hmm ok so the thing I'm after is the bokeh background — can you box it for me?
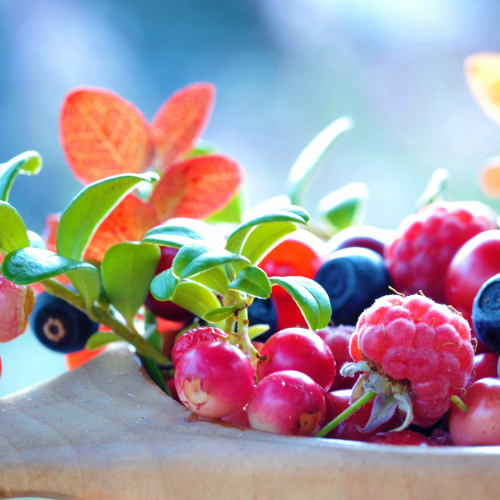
[1,0,500,401]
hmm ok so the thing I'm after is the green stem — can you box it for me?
[41,278,168,365]
[451,395,469,414]
[315,390,376,438]
[237,306,252,357]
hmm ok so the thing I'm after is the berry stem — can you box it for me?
[315,390,376,438]
[237,305,253,357]
[41,278,168,365]
[450,395,469,413]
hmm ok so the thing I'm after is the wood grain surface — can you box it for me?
[1,344,500,500]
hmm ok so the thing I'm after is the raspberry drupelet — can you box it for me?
[343,293,474,430]
[385,201,497,303]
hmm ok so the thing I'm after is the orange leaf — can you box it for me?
[60,88,154,184]
[150,155,243,221]
[465,53,500,126]
[42,212,61,253]
[85,194,159,261]
[151,83,215,168]
[480,156,500,198]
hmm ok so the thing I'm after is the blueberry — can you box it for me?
[314,247,392,326]
[31,292,99,353]
[472,274,500,353]
[248,297,277,342]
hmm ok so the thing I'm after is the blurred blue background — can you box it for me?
[1,0,500,399]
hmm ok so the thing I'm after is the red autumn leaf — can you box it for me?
[151,83,215,169]
[42,212,61,253]
[85,194,160,261]
[480,156,500,198]
[60,88,154,184]
[150,154,243,221]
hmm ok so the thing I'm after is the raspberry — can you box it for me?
[0,275,35,343]
[171,326,228,368]
[385,202,496,302]
[344,293,474,429]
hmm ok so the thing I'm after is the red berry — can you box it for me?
[367,430,434,446]
[385,202,496,302]
[445,230,500,318]
[316,325,355,390]
[221,405,251,428]
[327,225,396,257]
[324,389,400,441]
[247,370,326,436]
[257,328,336,391]
[271,289,308,331]
[349,294,474,428]
[175,341,254,419]
[468,353,499,386]
[144,247,195,323]
[171,326,228,368]
[449,378,500,446]
[0,275,35,343]
[430,428,453,446]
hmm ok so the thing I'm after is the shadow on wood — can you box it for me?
[1,345,500,500]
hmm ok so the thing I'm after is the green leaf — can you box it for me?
[188,267,229,297]
[86,332,123,350]
[317,182,369,232]
[186,140,220,158]
[150,268,179,301]
[172,242,250,280]
[0,201,30,253]
[286,117,353,206]
[2,247,99,287]
[56,172,159,261]
[203,305,237,322]
[248,324,270,339]
[143,218,219,248]
[228,266,271,299]
[66,267,101,308]
[143,329,170,395]
[226,206,310,255]
[101,242,161,323]
[27,230,46,250]
[239,221,298,266]
[0,151,42,202]
[415,168,450,211]
[171,281,222,319]
[205,191,244,224]
[269,276,331,331]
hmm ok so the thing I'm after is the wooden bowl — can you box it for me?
[1,345,499,500]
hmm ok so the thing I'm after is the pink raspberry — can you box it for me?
[0,275,35,343]
[385,201,496,303]
[171,326,228,368]
[345,293,474,429]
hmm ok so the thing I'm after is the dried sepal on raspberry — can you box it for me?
[341,293,475,430]
[0,275,35,343]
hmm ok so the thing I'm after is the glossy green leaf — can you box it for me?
[415,168,450,211]
[317,182,369,232]
[0,201,30,253]
[171,281,222,319]
[186,140,219,158]
[0,151,42,202]
[2,247,99,286]
[286,117,353,206]
[101,242,161,322]
[27,230,46,250]
[269,276,331,331]
[150,268,179,301]
[143,218,219,248]
[226,206,310,255]
[203,305,237,322]
[172,242,249,280]
[205,191,244,224]
[66,267,101,308]
[86,332,123,350]
[248,324,270,339]
[56,172,159,261]
[188,267,229,296]
[228,266,271,299]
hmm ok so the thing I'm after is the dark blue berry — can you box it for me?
[248,297,277,342]
[472,274,500,353]
[31,292,99,353]
[314,247,392,326]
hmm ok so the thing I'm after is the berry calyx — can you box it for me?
[344,293,474,430]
